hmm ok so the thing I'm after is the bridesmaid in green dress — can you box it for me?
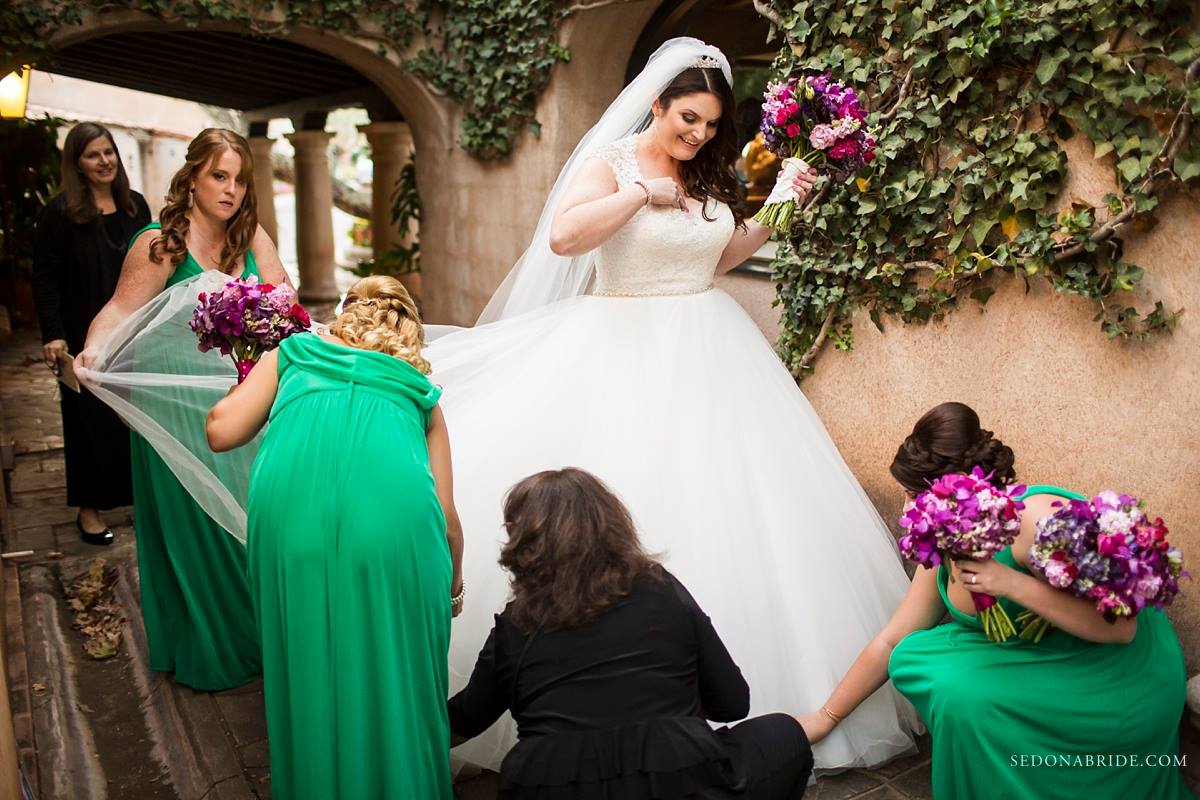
[206,275,465,800]
[79,129,290,690]
[796,402,1191,800]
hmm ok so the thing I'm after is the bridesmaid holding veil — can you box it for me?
[78,128,289,690]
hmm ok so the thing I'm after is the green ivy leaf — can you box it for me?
[1175,153,1200,181]
[1117,156,1143,183]
[1036,47,1071,84]
[972,216,997,246]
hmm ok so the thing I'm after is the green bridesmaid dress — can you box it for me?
[128,223,261,690]
[247,333,452,800]
[889,485,1192,799]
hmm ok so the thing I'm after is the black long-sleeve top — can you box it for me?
[32,193,150,350]
[449,568,749,740]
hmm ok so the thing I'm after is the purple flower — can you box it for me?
[190,276,312,383]
[1029,492,1184,622]
[897,467,1026,568]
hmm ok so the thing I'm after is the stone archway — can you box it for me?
[19,8,457,307]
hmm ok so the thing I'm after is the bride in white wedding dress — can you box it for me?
[431,38,923,772]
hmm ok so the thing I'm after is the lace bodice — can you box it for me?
[589,137,735,297]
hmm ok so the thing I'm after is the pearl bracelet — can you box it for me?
[450,580,466,608]
[633,180,652,206]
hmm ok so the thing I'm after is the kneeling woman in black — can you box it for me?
[449,467,813,799]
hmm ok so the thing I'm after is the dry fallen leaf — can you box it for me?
[63,558,124,661]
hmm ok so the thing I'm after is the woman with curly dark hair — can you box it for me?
[449,468,813,799]
[78,128,289,691]
[797,402,1190,800]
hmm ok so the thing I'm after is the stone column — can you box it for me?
[247,135,278,244]
[358,121,421,302]
[284,130,340,302]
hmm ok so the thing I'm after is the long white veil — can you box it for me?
[472,36,731,324]
[76,270,258,543]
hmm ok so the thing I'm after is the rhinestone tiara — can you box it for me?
[689,54,723,70]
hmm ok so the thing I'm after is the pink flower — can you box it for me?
[809,124,838,150]
[1097,532,1125,557]
[1042,553,1078,588]
[785,123,801,138]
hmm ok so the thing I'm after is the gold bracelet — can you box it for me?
[820,705,844,725]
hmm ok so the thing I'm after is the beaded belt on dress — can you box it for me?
[594,283,714,298]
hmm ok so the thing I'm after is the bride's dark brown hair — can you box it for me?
[890,402,1016,495]
[150,128,258,274]
[657,67,745,228]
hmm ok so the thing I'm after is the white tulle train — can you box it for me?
[428,287,923,772]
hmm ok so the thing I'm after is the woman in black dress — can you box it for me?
[33,121,150,545]
[449,468,813,799]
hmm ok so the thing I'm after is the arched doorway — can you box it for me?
[19,14,453,307]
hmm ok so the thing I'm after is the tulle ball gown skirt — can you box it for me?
[427,288,923,771]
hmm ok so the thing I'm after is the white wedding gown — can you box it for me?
[430,136,922,771]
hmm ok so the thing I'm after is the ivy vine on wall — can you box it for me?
[0,0,571,159]
[753,0,1199,377]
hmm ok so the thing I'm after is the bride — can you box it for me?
[430,37,922,771]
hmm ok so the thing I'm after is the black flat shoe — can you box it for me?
[77,517,115,547]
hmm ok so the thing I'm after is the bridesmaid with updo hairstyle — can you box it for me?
[795,402,1191,800]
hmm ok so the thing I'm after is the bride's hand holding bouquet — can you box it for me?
[755,72,876,231]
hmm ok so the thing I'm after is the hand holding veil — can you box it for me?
[77,270,258,543]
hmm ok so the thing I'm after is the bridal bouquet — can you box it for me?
[1019,492,1184,642]
[898,467,1027,642]
[190,276,311,382]
[754,73,876,231]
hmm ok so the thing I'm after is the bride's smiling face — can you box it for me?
[650,91,723,161]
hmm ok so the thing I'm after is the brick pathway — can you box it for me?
[1,327,935,799]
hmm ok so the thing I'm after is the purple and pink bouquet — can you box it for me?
[754,72,877,231]
[190,276,312,382]
[898,467,1027,642]
[1020,492,1184,642]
